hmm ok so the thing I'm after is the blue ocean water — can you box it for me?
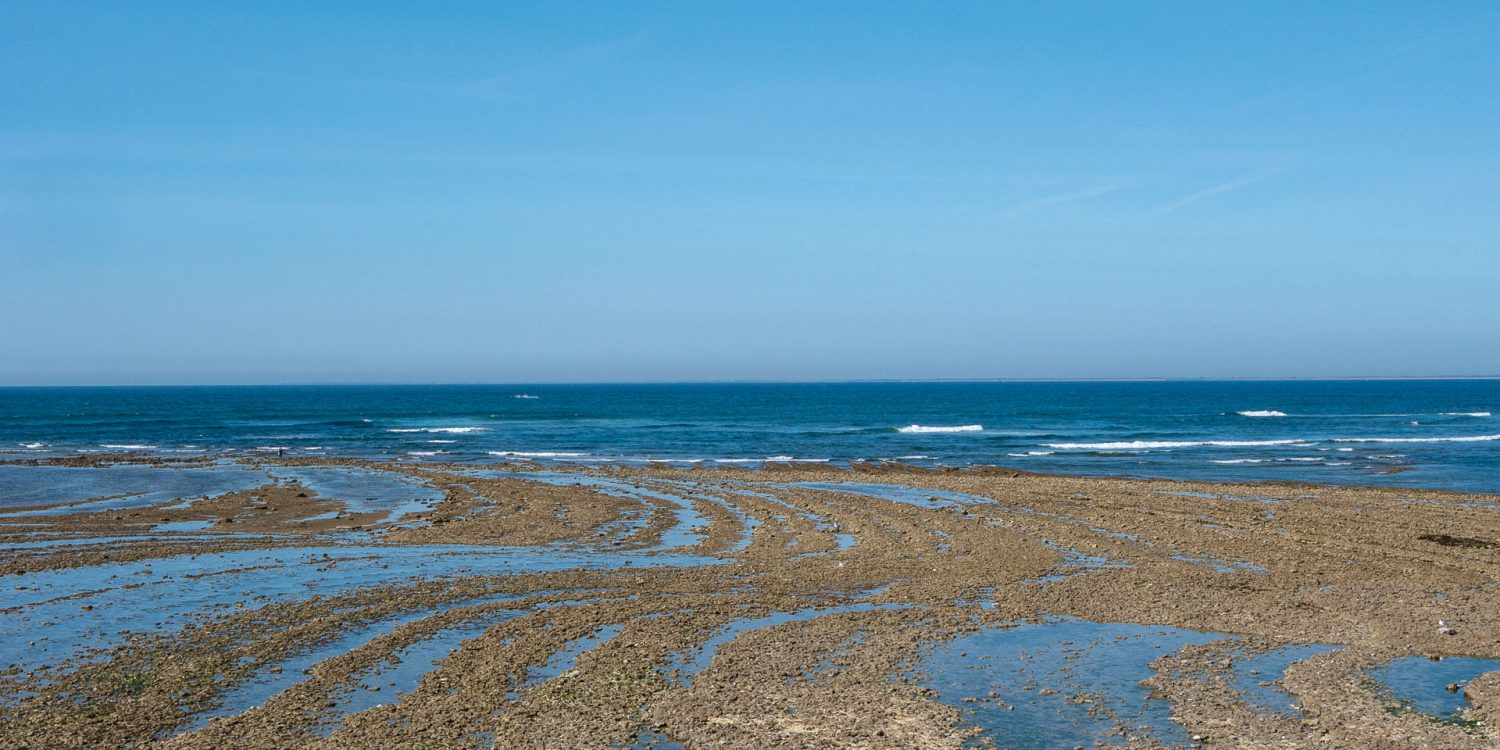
[1,381,1497,492]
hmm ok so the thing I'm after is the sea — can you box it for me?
[1,380,1497,493]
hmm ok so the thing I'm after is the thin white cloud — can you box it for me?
[1227,9,1499,116]
[362,26,659,100]
[1158,169,1283,213]
[1000,184,1121,220]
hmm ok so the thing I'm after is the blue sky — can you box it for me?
[2,2,1497,384]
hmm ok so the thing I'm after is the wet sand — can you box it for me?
[2,457,1499,748]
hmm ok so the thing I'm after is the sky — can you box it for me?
[2,2,1498,385]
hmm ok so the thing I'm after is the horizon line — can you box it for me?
[3,375,1500,389]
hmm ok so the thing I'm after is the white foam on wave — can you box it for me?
[487,451,590,458]
[1212,457,1332,465]
[1212,456,1332,462]
[1443,412,1492,417]
[1333,433,1500,444]
[1237,410,1288,417]
[388,427,487,434]
[1007,450,1056,457]
[512,394,540,400]
[709,456,831,463]
[19,442,45,449]
[1044,439,1305,450]
[427,439,457,444]
[407,451,442,456]
[897,424,983,434]
[100,444,156,450]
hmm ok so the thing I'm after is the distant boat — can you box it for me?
[512,394,540,400]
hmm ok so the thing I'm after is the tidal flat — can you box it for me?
[3,455,1499,748]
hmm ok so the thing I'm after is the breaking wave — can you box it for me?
[1044,439,1305,450]
[1332,434,1500,444]
[1211,457,1328,464]
[1237,410,1287,417]
[388,427,487,434]
[488,451,590,458]
[897,424,983,434]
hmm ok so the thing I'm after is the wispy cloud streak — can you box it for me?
[361,27,659,100]
[1000,184,1121,220]
[1159,169,1283,213]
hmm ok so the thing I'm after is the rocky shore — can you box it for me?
[2,457,1497,748]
